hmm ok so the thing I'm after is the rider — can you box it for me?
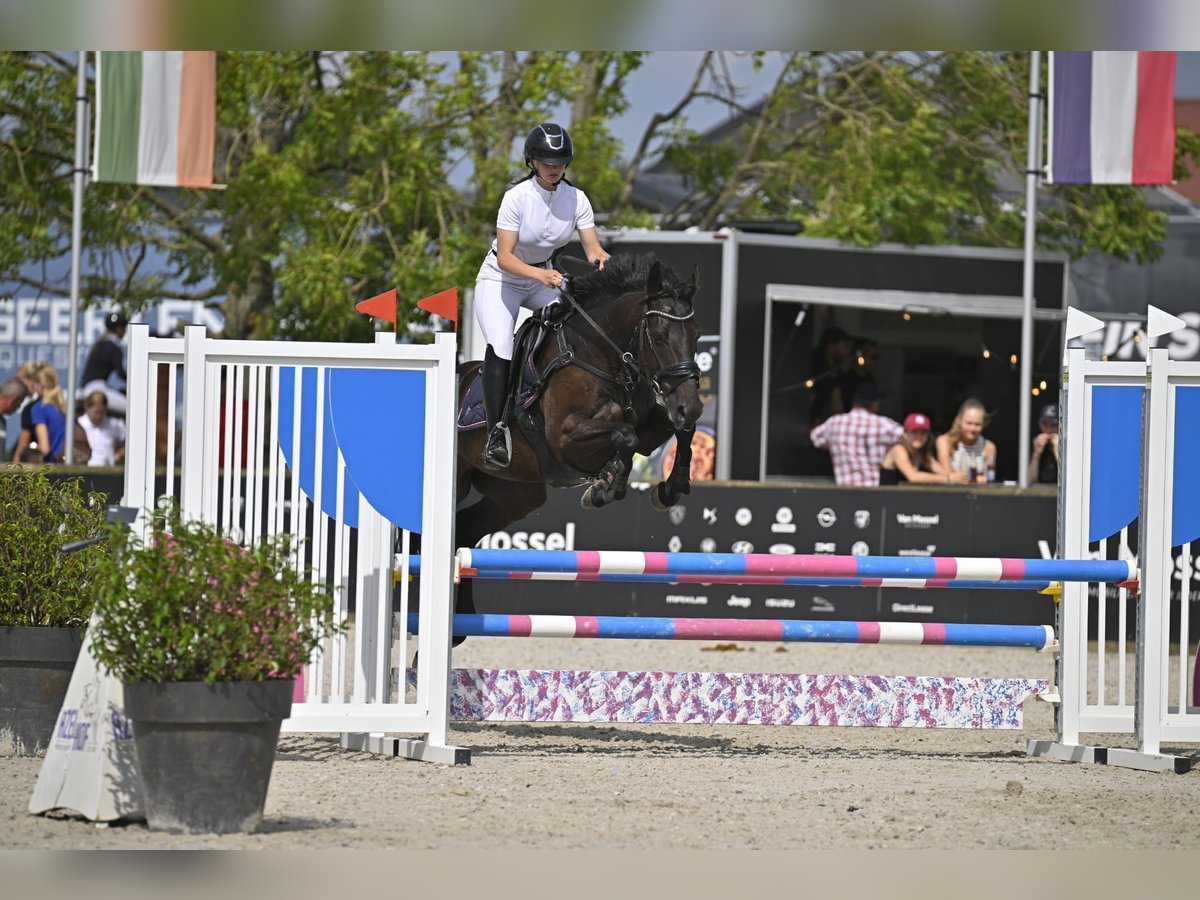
[474,122,610,469]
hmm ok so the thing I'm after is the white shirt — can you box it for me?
[482,177,596,274]
[77,413,126,466]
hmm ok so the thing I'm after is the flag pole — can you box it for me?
[1018,50,1043,488]
[65,50,90,466]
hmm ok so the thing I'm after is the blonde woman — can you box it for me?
[19,365,67,463]
[13,359,48,462]
[935,398,997,483]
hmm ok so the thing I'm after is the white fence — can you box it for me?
[1032,328,1200,772]
[123,324,465,764]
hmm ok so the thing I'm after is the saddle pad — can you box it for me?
[457,327,548,431]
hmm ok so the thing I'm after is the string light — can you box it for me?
[1010,353,1018,366]
[804,379,814,389]
[1032,387,1041,397]
[1039,380,1047,390]
[902,311,912,322]
[980,341,991,359]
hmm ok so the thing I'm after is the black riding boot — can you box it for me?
[482,345,512,469]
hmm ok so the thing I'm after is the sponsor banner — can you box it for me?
[468,483,1060,625]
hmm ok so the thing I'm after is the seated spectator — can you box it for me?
[1029,403,1060,485]
[18,366,67,464]
[935,398,997,483]
[810,382,903,486]
[880,412,968,485]
[77,390,126,467]
[12,360,48,462]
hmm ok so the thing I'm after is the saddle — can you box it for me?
[456,302,572,432]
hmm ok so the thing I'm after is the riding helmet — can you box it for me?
[524,123,573,167]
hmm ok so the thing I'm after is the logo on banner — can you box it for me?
[668,535,682,552]
[892,602,934,615]
[727,594,751,609]
[700,537,717,553]
[769,543,796,555]
[851,541,869,556]
[731,540,754,554]
[854,510,871,529]
[896,512,939,529]
[765,597,796,609]
[703,507,718,525]
[898,545,938,557]
[817,508,837,528]
[814,541,836,553]
[772,507,796,533]
[810,595,835,613]
[735,507,753,526]
[479,522,576,550]
[666,594,708,606]
[669,506,687,525]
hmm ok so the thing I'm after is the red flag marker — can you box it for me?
[355,288,397,325]
[416,287,459,328]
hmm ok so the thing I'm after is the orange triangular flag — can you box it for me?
[416,287,459,328]
[355,288,397,324]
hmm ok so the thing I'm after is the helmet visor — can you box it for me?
[532,155,571,167]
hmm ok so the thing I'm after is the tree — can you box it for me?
[0,51,643,340]
[615,51,1200,264]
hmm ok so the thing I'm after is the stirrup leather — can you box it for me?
[483,423,512,468]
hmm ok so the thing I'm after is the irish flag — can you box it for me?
[93,51,216,188]
[1048,51,1176,184]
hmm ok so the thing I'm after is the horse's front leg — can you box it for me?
[651,427,695,511]
[581,450,635,509]
[555,401,638,470]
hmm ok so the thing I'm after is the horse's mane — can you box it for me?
[567,253,683,307]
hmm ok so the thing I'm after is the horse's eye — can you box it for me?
[652,333,668,346]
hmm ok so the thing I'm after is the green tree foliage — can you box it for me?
[0,51,643,340]
[2,51,1195,342]
[635,51,1200,263]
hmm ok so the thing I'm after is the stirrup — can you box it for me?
[483,423,512,469]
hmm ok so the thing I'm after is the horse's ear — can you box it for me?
[678,265,700,303]
[646,260,663,299]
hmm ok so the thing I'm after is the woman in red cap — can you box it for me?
[880,412,966,485]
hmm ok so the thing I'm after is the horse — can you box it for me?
[454,253,704,613]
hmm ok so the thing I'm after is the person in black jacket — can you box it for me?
[80,312,129,416]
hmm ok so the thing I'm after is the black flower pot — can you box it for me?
[0,626,84,756]
[122,680,294,834]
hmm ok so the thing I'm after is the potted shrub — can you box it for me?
[89,505,341,834]
[0,466,109,756]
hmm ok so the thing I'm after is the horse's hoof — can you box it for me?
[650,483,675,511]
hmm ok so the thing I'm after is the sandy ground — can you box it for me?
[2,636,1198,851]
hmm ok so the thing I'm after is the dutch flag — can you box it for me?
[1048,51,1177,185]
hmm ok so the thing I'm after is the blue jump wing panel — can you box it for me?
[1088,384,1142,543]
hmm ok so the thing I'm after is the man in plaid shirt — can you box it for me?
[809,382,904,486]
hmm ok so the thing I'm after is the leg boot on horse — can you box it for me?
[481,345,512,469]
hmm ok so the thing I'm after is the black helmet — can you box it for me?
[524,123,573,167]
[105,311,129,331]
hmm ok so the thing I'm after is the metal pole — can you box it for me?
[1018,51,1043,488]
[65,51,89,465]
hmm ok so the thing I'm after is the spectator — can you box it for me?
[0,377,29,461]
[935,398,997,483]
[880,412,968,485]
[19,366,67,463]
[810,382,903,486]
[809,325,854,425]
[1029,403,1060,485]
[13,359,49,463]
[80,311,129,416]
[77,390,126,467]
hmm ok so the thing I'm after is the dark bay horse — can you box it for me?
[454,253,703,609]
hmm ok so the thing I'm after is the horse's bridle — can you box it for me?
[551,280,700,413]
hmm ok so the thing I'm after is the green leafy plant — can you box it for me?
[90,506,342,684]
[0,466,110,627]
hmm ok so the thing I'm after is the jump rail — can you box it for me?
[405,612,1056,650]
